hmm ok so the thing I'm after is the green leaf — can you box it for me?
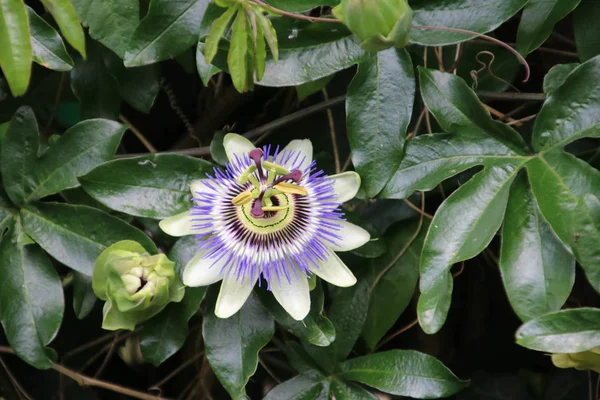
[347,49,415,198]
[85,0,139,58]
[254,10,278,62]
[124,0,209,67]
[1,107,125,205]
[203,289,274,399]
[0,216,64,369]
[204,5,237,64]
[418,163,523,334]
[210,131,229,165]
[80,154,213,219]
[267,0,339,13]
[264,370,331,400]
[103,50,160,114]
[516,0,581,55]
[258,23,366,87]
[140,236,206,366]
[526,151,600,291]
[362,220,427,349]
[417,273,453,336]
[499,173,575,322]
[196,42,221,86]
[418,68,528,154]
[515,308,600,353]
[21,202,157,275]
[296,75,333,102]
[70,40,121,120]
[381,132,524,199]
[304,279,370,373]
[0,0,33,96]
[574,0,600,62]
[330,380,379,400]
[410,0,529,46]
[259,281,335,347]
[338,350,468,398]
[72,271,96,319]
[543,63,579,96]
[532,56,600,152]
[40,0,86,58]
[228,10,250,92]
[27,6,73,71]
[250,11,267,82]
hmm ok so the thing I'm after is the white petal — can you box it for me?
[330,172,361,203]
[271,271,311,321]
[282,139,313,173]
[330,220,370,252]
[310,251,357,287]
[182,252,225,287]
[159,211,194,237]
[190,179,212,198]
[215,274,257,318]
[223,133,255,161]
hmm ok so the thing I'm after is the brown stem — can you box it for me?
[0,346,162,400]
[322,88,341,174]
[252,0,338,23]
[120,114,157,153]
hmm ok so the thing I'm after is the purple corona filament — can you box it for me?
[189,145,344,290]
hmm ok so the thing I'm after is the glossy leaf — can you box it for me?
[330,380,379,400]
[418,68,528,154]
[296,75,333,102]
[516,308,600,353]
[27,7,73,71]
[0,0,32,96]
[574,0,600,62]
[140,236,206,366]
[103,51,160,114]
[40,0,86,58]
[203,289,274,399]
[381,131,523,199]
[516,0,581,55]
[362,219,427,349]
[70,40,121,120]
[264,370,331,400]
[72,271,96,319]
[543,63,579,96]
[1,107,125,205]
[0,217,64,369]
[210,131,229,166]
[258,24,366,87]
[259,281,335,347]
[85,0,139,58]
[526,152,600,291]
[410,0,529,46]
[80,154,213,219]
[499,174,575,322]
[267,0,339,13]
[346,49,415,197]
[21,202,157,276]
[304,279,370,373]
[124,0,209,67]
[419,163,523,334]
[532,56,600,151]
[196,42,221,85]
[338,350,468,398]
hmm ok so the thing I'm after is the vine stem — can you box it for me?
[0,346,163,400]
[249,1,530,82]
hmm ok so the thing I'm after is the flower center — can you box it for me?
[231,148,308,219]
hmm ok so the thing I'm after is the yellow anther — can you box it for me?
[232,191,254,206]
[237,165,257,185]
[263,161,290,176]
[274,183,308,196]
[262,206,289,212]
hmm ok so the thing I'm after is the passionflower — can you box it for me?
[159,134,369,321]
[92,240,185,331]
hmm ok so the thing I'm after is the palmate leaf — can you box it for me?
[381,57,600,334]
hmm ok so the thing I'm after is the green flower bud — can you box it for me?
[92,240,185,331]
[333,0,413,52]
[552,347,600,374]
